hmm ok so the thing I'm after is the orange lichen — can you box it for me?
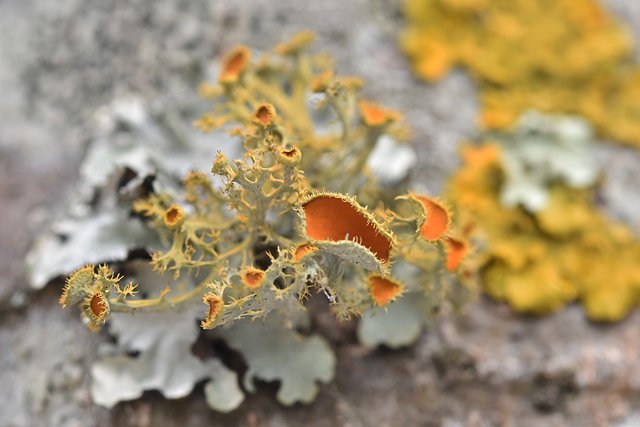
[90,293,107,317]
[368,275,404,306]
[83,291,110,332]
[293,243,317,262]
[415,39,452,81]
[240,266,266,289]
[414,196,450,241]
[163,204,184,229]
[254,104,276,127]
[444,236,468,271]
[219,46,251,83]
[358,100,400,127]
[302,194,394,263]
[201,293,224,329]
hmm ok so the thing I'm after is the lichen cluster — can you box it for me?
[58,34,472,409]
[400,0,640,147]
[446,114,640,321]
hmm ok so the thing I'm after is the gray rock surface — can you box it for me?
[1,0,640,426]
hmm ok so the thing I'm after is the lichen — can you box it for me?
[57,34,472,409]
[401,0,640,148]
[446,115,640,321]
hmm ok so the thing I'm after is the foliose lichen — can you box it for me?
[446,114,640,321]
[57,34,472,409]
[400,0,640,148]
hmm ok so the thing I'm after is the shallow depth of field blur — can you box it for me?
[1,1,640,426]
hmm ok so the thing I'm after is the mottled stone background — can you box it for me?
[1,1,640,426]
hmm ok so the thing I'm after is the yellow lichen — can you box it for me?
[401,0,640,148]
[447,143,640,321]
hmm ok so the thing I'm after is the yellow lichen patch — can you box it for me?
[401,0,640,148]
[444,237,468,272]
[412,195,451,242]
[447,141,640,321]
[368,275,404,306]
[163,204,184,229]
[301,193,394,264]
[59,264,95,307]
[358,100,400,127]
[240,266,266,290]
[293,243,317,262]
[219,46,251,83]
[254,103,276,127]
[201,293,224,329]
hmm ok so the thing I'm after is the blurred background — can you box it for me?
[1,0,640,426]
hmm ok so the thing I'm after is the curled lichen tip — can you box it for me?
[411,194,451,241]
[444,236,469,271]
[60,264,96,307]
[293,242,318,262]
[201,292,224,329]
[219,45,251,83]
[368,275,404,306]
[358,100,401,127]
[275,31,316,56]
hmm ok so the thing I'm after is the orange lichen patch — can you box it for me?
[278,145,302,166]
[358,100,400,127]
[478,109,517,129]
[275,31,315,56]
[201,293,224,329]
[254,104,276,127]
[368,275,404,306]
[460,143,501,168]
[444,237,468,271]
[301,193,394,264]
[59,264,95,307]
[240,266,266,289]
[293,243,317,262]
[83,291,110,331]
[415,39,453,81]
[163,204,185,229]
[219,46,251,82]
[90,293,107,317]
[414,195,451,241]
